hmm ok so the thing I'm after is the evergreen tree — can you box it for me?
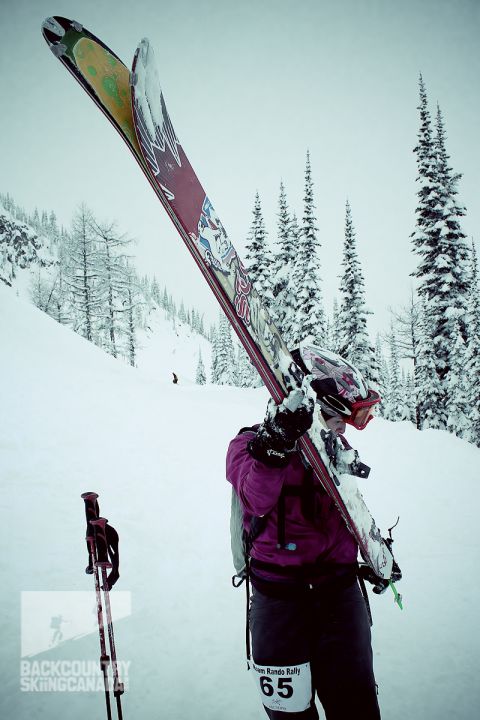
[445,322,470,438]
[375,334,390,419]
[198,313,205,337]
[465,241,480,445]
[290,151,325,346]
[329,298,341,353]
[161,286,169,311]
[271,181,296,332]
[281,211,301,347]
[151,276,161,306]
[211,312,236,385]
[387,328,411,421]
[32,208,40,233]
[430,105,470,370]
[337,200,376,384]
[210,324,219,383]
[411,77,470,389]
[122,261,141,367]
[48,211,60,245]
[415,302,444,429]
[405,371,417,424]
[235,343,260,387]
[41,211,49,235]
[30,267,50,311]
[390,294,422,427]
[178,300,187,324]
[196,349,206,385]
[244,192,274,311]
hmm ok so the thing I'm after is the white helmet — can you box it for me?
[291,343,380,430]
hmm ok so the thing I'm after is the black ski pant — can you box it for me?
[249,580,381,720]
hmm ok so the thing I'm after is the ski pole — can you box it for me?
[81,492,112,720]
[91,516,125,720]
[389,581,403,610]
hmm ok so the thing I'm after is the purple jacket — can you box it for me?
[226,427,358,580]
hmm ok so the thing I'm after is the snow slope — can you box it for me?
[135,306,212,386]
[0,283,479,720]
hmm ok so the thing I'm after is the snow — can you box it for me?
[1,283,480,719]
[135,308,212,387]
[133,38,181,168]
[134,39,162,144]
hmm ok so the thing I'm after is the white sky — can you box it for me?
[1,0,479,335]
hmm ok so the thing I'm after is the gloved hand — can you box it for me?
[247,385,315,466]
[359,557,402,594]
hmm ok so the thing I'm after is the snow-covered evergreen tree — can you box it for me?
[387,328,411,421]
[281,211,301,347]
[270,181,296,333]
[411,77,470,390]
[375,334,390,419]
[329,298,341,354]
[30,267,51,312]
[244,192,274,311]
[290,152,325,346]
[431,105,470,366]
[405,371,417,424]
[151,276,161,306]
[415,302,444,429]
[465,241,480,445]
[390,294,422,427]
[213,312,236,385]
[177,300,186,324]
[445,322,470,439]
[233,343,254,387]
[48,211,60,245]
[196,349,206,385]
[122,261,141,367]
[337,200,376,384]
[210,324,219,383]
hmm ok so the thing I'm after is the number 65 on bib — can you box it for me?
[249,661,312,713]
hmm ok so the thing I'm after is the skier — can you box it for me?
[226,344,388,720]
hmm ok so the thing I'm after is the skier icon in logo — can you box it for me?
[49,614,65,646]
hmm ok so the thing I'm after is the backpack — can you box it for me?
[230,484,269,584]
[229,427,268,585]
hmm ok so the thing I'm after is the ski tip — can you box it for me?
[136,37,153,67]
[41,16,62,44]
[41,16,83,47]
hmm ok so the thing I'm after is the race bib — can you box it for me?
[249,661,312,713]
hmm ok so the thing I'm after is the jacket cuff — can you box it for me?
[246,437,291,467]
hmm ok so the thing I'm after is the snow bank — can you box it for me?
[0,284,479,719]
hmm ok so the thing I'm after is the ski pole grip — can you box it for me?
[90,517,111,567]
[81,492,100,538]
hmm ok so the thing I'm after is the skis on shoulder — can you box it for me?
[43,17,398,586]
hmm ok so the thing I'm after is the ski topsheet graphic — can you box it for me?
[42,17,396,581]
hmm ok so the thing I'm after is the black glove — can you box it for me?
[359,556,402,594]
[248,388,315,467]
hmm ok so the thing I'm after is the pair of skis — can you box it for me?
[81,492,124,720]
[43,17,398,587]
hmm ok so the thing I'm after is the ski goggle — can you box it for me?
[345,389,381,430]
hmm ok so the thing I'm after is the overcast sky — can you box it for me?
[1,0,479,335]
